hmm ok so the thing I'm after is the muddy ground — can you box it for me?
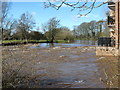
[2,44,119,88]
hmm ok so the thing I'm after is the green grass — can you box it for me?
[2,40,68,44]
[2,40,25,43]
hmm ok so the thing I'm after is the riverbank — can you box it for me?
[1,40,69,46]
[2,44,118,88]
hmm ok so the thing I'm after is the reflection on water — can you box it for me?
[75,40,97,45]
[30,40,97,48]
[38,43,55,48]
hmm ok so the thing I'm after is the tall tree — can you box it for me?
[16,12,36,40]
[45,17,60,43]
[1,1,11,24]
[1,1,12,40]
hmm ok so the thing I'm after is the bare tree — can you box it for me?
[2,17,17,40]
[1,2,17,40]
[1,1,11,24]
[41,23,49,40]
[45,17,60,43]
[0,1,11,40]
[16,12,36,40]
[44,0,110,17]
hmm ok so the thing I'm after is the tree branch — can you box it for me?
[44,0,109,16]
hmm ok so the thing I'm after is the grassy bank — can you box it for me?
[2,40,47,43]
[1,40,69,46]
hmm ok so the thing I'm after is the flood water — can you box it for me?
[26,46,106,88]
[3,40,108,88]
[24,40,106,88]
[30,40,97,48]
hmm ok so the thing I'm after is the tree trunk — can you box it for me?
[51,35,54,43]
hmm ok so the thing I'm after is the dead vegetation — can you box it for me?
[96,56,119,88]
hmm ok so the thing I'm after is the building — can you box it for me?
[96,0,120,56]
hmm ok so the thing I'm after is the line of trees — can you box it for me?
[1,2,74,42]
[2,12,45,40]
[42,17,74,42]
[1,2,45,41]
[73,20,110,40]
[2,14,110,41]
[2,14,74,41]
[1,2,110,42]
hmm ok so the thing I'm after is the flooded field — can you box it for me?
[2,42,119,88]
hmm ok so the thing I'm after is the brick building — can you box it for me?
[108,0,119,49]
[96,0,120,56]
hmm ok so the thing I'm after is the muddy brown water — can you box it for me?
[3,41,118,88]
[28,48,105,88]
